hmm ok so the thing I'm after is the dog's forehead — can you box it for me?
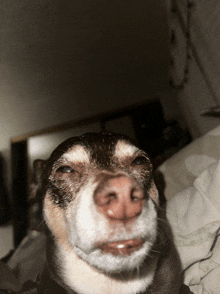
[47,133,140,171]
[62,145,90,163]
[58,135,138,164]
[114,140,139,158]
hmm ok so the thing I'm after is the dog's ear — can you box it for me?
[29,159,46,201]
[149,180,160,205]
[153,170,166,206]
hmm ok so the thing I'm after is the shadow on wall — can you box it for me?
[57,0,170,103]
[2,0,170,114]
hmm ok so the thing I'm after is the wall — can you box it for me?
[0,0,173,188]
[168,0,220,139]
[27,115,137,172]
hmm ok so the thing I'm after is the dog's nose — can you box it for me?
[94,176,145,221]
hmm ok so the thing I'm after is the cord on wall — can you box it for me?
[169,0,193,89]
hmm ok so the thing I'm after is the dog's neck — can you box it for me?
[43,238,158,294]
[38,264,75,294]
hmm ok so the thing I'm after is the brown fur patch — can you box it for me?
[148,181,159,205]
[44,193,70,247]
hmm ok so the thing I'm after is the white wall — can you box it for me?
[168,0,220,139]
[28,123,101,165]
[28,115,137,168]
[0,0,172,188]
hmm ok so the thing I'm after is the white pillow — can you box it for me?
[158,125,220,200]
[167,158,220,293]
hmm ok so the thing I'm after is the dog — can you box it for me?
[35,132,183,294]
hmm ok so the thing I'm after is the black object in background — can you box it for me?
[0,153,11,225]
[11,141,28,247]
[132,101,167,157]
[132,101,192,166]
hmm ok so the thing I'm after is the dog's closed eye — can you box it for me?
[131,156,148,166]
[56,166,75,173]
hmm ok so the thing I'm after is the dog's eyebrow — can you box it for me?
[62,145,90,163]
[114,140,139,158]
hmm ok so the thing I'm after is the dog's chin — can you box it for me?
[74,239,153,274]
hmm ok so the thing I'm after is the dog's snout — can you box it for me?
[94,176,145,221]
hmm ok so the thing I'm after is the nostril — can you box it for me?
[131,194,139,202]
[108,192,117,198]
[131,190,138,202]
[106,192,117,205]
[130,187,145,202]
[95,190,117,206]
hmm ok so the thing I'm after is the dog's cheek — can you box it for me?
[69,182,108,249]
[48,174,85,209]
[44,193,70,246]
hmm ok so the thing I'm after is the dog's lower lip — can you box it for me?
[98,238,143,256]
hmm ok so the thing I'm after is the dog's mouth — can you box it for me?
[97,238,144,256]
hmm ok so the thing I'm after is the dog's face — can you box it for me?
[42,132,159,274]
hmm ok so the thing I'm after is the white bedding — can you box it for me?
[160,126,220,293]
[167,161,220,293]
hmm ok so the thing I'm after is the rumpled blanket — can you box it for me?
[167,160,220,294]
[0,231,46,293]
